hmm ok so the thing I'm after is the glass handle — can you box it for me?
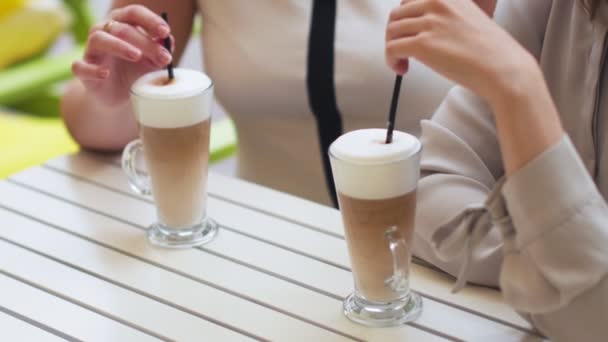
[121,139,152,196]
[384,226,409,292]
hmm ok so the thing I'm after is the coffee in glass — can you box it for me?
[330,128,423,326]
[122,68,218,248]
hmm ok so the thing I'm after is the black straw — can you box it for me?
[161,12,174,80]
[385,74,403,144]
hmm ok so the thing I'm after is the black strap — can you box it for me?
[307,0,343,208]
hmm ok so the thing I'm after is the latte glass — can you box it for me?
[330,129,423,326]
[122,68,218,248]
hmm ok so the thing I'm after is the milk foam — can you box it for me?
[330,129,421,200]
[131,69,213,128]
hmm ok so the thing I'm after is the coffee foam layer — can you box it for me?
[330,129,421,200]
[131,69,213,128]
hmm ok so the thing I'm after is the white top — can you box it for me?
[0,152,539,341]
[198,0,454,205]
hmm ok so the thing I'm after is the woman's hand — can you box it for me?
[385,0,536,107]
[72,5,174,107]
[385,0,564,176]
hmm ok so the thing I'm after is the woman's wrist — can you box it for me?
[62,80,138,151]
[483,51,543,112]
[483,54,564,176]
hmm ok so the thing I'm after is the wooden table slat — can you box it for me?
[0,270,159,342]
[0,180,447,341]
[0,160,539,341]
[0,153,543,341]
[0,307,68,342]
[0,205,351,342]
[47,154,531,330]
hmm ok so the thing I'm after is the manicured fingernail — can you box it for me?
[128,49,141,60]
[158,51,172,64]
[158,24,170,37]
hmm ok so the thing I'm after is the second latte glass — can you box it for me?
[330,128,423,327]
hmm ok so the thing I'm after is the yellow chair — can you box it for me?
[0,110,78,178]
[0,110,237,178]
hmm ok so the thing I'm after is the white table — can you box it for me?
[0,153,544,341]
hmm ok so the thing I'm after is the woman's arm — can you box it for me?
[386,0,553,286]
[61,0,197,151]
[494,134,608,341]
[386,0,608,339]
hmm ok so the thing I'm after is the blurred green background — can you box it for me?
[0,0,236,179]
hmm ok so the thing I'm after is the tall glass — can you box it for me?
[330,128,423,326]
[122,68,218,248]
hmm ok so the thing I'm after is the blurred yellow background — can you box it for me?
[0,0,89,178]
[0,0,236,179]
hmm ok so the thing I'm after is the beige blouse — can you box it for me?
[197,0,453,205]
[414,1,608,341]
